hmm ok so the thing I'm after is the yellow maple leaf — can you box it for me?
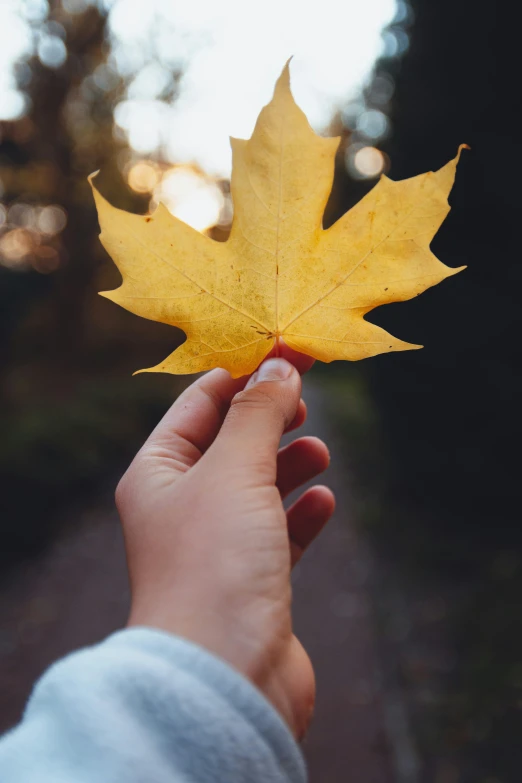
[90,63,466,379]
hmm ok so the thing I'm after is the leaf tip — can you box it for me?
[132,364,171,376]
[99,290,117,302]
[87,170,100,187]
[456,144,470,162]
[282,56,294,74]
[388,341,423,354]
[447,264,467,277]
[274,58,293,100]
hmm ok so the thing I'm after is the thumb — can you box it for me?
[206,358,302,480]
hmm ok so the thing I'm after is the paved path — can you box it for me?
[0,379,395,782]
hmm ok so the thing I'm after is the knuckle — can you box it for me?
[228,387,286,432]
[230,387,280,415]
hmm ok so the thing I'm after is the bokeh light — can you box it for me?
[37,36,67,69]
[0,197,66,271]
[349,146,386,179]
[150,167,225,233]
[32,244,60,273]
[371,73,395,106]
[8,203,36,229]
[127,161,160,194]
[357,109,390,140]
[0,228,34,268]
[37,205,67,235]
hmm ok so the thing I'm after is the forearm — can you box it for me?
[0,628,306,783]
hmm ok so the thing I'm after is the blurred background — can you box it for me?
[0,1,520,781]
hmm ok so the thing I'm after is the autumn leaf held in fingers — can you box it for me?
[90,62,466,378]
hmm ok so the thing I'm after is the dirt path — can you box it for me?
[0,379,398,782]
[290,384,394,782]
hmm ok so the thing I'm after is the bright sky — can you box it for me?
[1,0,407,233]
[1,0,400,177]
[108,0,399,175]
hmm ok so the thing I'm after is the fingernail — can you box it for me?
[247,358,293,387]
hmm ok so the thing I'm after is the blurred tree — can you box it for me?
[360,5,522,781]
[365,0,520,543]
[0,1,179,563]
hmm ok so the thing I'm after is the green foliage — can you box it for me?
[0,378,176,564]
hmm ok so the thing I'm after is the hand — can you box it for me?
[116,345,335,738]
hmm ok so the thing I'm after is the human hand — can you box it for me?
[116,345,335,738]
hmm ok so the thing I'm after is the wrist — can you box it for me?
[126,605,308,738]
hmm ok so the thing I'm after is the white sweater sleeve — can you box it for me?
[0,628,307,783]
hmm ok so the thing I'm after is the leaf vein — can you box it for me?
[122,229,271,332]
